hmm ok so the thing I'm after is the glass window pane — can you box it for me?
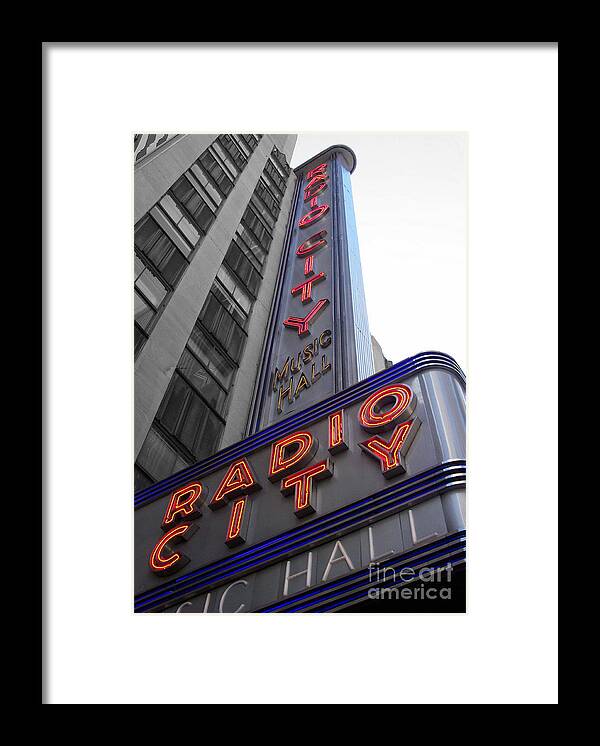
[160,193,202,246]
[178,349,227,414]
[134,291,154,330]
[190,163,223,207]
[251,194,276,228]
[135,215,161,251]
[136,426,190,482]
[136,267,168,308]
[134,325,147,355]
[160,248,188,286]
[217,266,253,313]
[192,408,223,461]
[134,255,145,280]
[174,390,224,462]
[212,282,248,325]
[134,466,153,492]
[157,375,190,432]
[145,231,176,267]
[170,177,214,237]
[188,325,236,388]
[225,242,261,296]
[237,225,268,266]
[227,323,245,362]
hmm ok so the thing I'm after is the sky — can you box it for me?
[291,133,467,369]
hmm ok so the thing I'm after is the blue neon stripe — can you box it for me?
[134,462,465,611]
[134,356,461,508]
[287,554,466,613]
[135,470,465,612]
[259,535,466,612]
[135,460,464,605]
[134,468,465,611]
[314,556,466,613]
[134,352,465,509]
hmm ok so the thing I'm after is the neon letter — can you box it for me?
[149,522,198,576]
[208,458,261,511]
[305,163,327,180]
[359,419,422,478]
[225,496,249,547]
[291,272,326,303]
[358,384,417,432]
[268,430,318,482]
[280,459,334,517]
[296,230,327,257]
[299,204,329,228]
[328,410,348,454]
[162,482,203,530]
[283,298,330,337]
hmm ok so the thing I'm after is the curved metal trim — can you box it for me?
[134,351,465,509]
[135,460,466,612]
[260,535,466,613]
[293,144,357,175]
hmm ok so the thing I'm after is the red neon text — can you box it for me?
[149,522,197,575]
[291,272,326,303]
[299,204,329,228]
[280,459,334,517]
[328,410,348,454]
[283,298,330,337]
[208,458,261,510]
[225,496,248,547]
[162,482,203,529]
[358,384,416,432]
[359,419,422,478]
[269,430,318,482]
[296,230,327,257]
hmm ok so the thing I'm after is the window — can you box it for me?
[216,135,247,173]
[148,261,254,466]
[178,348,228,414]
[188,323,236,389]
[235,224,268,267]
[232,134,260,158]
[216,264,253,313]
[240,134,260,151]
[263,159,288,198]
[136,426,192,487]
[168,175,216,239]
[251,178,281,228]
[224,241,262,297]
[135,215,188,286]
[134,256,169,353]
[156,374,225,462]
[134,220,186,355]
[134,135,257,358]
[241,204,272,251]
[197,150,234,199]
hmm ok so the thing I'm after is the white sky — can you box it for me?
[291,133,467,369]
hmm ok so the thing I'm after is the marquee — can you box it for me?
[134,352,466,613]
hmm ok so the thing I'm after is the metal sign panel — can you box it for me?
[134,354,466,613]
[248,146,374,434]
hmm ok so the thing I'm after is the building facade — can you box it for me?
[134,134,299,492]
[134,135,466,613]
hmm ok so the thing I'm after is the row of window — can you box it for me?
[134,135,262,356]
[134,154,288,493]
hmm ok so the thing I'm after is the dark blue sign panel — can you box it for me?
[248,146,374,434]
